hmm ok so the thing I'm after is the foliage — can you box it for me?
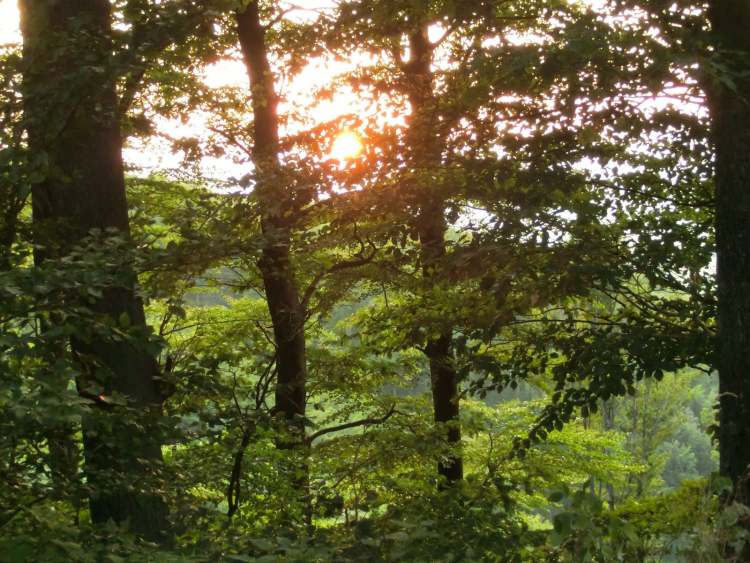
[1,0,746,561]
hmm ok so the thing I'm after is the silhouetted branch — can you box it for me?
[306,404,396,444]
[300,225,376,312]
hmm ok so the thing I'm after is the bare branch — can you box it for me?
[254,355,278,410]
[118,2,213,115]
[306,404,396,444]
[429,23,459,49]
[300,225,377,312]
[225,422,256,518]
[206,124,254,157]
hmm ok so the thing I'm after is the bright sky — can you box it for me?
[0,1,20,44]
[0,0,371,177]
[0,0,703,178]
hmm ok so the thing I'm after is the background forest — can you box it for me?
[1,0,750,561]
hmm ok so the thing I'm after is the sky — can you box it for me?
[0,0,333,37]
[0,0,371,179]
[0,0,703,178]
[0,1,20,44]
[0,0,712,271]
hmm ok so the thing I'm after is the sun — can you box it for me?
[331,130,363,162]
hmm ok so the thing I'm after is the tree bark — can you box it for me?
[237,1,306,439]
[705,1,750,504]
[236,1,309,515]
[19,0,169,541]
[405,26,463,484]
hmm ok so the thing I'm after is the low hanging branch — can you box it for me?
[305,404,397,445]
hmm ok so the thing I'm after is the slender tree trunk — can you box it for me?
[236,1,309,514]
[705,1,750,505]
[0,196,23,270]
[0,55,25,270]
[41,328,81,512]
[601,400,616,510]
[19,0,169,541]
[405,26,463,484]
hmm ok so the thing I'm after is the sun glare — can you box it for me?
[0,1,21,44]
[331,130,363,162]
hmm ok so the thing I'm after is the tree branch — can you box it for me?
[306,404,396,445]
[300,225,377,312]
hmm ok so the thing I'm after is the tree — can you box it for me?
[328,0,653,485]
[398,12,463,484]
[705,0,750,503]
[220,0,385,518]
[529,0,750,507]
[18,0,169,540]
[2,0,744,558]
[236,0,307,450]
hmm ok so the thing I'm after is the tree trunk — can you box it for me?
[426,333,463,483]
[19,0,169,541]
[405,26,463,484]
[236,1,309,514]
[706,1,750,505]
[0,187,24,270]
[601,400,616,509]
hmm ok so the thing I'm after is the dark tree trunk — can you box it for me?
[19,0,169,541]
[706,1,750,504]
[0,193,23,270]
[426,333,463,483]
[236,2,309,514]
[237,0,306,443]
[406,27,463,484]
